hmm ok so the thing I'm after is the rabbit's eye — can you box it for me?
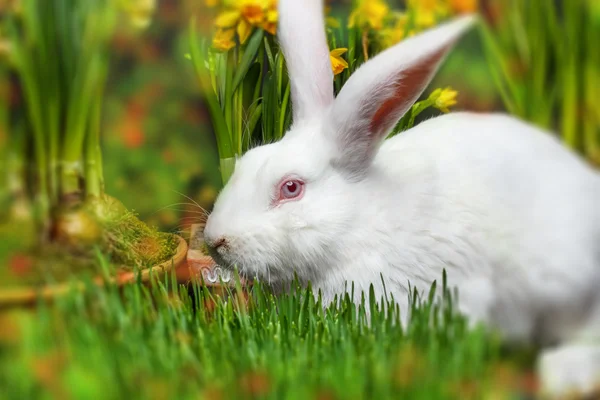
[282,180,303,198]
[277,179,305,203]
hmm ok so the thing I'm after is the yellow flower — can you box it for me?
[212,28,236,51]
[262,1,278,35]
[407,0,449,29]
[378,12,408,48]
[205,0,220,7]
[324,6,339,28]
[449,0,479,14]
[214,0,264,44]
[415,12,435,29]
[123,0,156,29]
[213,0,276,48]
[330,48,348,76]
[240,2,265,25]
[348,0,389,30]
[431,87,458,113]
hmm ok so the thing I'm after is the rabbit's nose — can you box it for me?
[207,236,228,251]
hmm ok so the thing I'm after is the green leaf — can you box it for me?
[244,102,262,150]
[478,22,523,116]
[232,29,264,93]
[264,37,275,71]
[279,82,291,135]
[188,19,233,172]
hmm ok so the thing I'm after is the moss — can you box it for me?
[101,206,178,268]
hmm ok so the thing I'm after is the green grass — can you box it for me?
[0,265,536,400]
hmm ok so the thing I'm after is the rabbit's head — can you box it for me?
[203,0,476,283]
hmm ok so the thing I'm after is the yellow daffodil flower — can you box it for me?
[431,87,458,113]
[378,12,409,48]
[407,0,449,29]
[348,0,389,30]
[330,48,349,76]
[449,0,479,14]
[212,0,278,49]
[212,28,236,51]
[214,0,265,45]
[262,1,278,35]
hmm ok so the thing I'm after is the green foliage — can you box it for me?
[188,22,291,186]
[6,0,116,217]
[1,0,163,242]
[480,0,600,163]
[0,1,183,277]
[0,268,527,400]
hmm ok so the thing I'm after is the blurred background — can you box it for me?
[101,0,499,235]
[0,0,597,237]
[0,0,502,235]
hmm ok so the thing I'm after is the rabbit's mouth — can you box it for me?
[207,248,249,276]
[210,254,277,284]
[204,239,284,284]
[206,247,230,269]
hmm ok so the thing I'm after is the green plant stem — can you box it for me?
[235,46,244,155]
[15,44,50,230]
[188,19,234,186]
[0,68,9,214]
[43,1,61,206]
[59,0,115,199]
[61,55,103,197]
[5,124,29,218]
[220,157,236,186]
[279,82,291,136]
[528,0,550,128]
[478,21,522,118]
[254,45,264,101]
[85,84,106,199]
[561,0,581,150]
[583,2,600,162]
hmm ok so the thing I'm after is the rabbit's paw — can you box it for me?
[537,343,600,399]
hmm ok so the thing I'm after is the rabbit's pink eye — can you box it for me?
[281,180,302,198]
[275,179,305,204]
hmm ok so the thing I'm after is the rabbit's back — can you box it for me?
[374,112,600,343]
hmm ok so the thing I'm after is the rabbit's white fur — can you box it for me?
[204,1,600,397]
[277,0,333,121]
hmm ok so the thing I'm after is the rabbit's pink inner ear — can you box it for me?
[369,46,450,137]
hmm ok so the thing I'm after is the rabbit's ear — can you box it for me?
[325,15,477,177]
[278,0,334,125]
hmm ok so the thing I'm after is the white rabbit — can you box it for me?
[203,0,600,397]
